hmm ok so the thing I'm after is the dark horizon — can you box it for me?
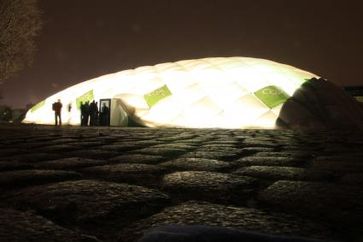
[2,0,363,108]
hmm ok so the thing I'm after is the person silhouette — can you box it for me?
[80,102,85,126]
[95,102,99,125]
[84,101,90,126]
[80,101,91,126]
[89,100,98,126]
[52,99,62,126]
[100,103,110,126]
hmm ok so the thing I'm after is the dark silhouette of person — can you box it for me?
[100,103,110,126]
[80,101,90,126]
[83,101,90,126]
[89,100,98,126]
[80,102,85,126]
[95,102,99,125]
[52,99,62,126]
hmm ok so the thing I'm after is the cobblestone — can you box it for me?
[0,169,81,190]
[33,157,108,170]
[150,143,197,150]
[66,149,120,159]
[162,171,257,204]
[3,153,64,162]
[37,144,84,152]
[81,164,166,186]
[0,124,362,242]
[160,158,231,171]
[100,144,145,152]
[0,208,100,242]
[235,166,334,181]
[253,151,313,159]
[1,179,170,241]
[109,154,165,164]
[234,156,306,167]
[239,147,276,155]
[118,201,335,242]
[258,180,363,240]
[181,150,239,160]
[130,147,188,157]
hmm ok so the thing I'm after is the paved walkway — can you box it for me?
[0,124,362,242]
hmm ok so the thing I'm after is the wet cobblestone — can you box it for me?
[0,124,362,242]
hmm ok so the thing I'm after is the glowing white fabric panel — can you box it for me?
[23,57,318,128]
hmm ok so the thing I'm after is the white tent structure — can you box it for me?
[23,57,363,129]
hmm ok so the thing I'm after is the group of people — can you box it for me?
[80,100,110,126]
[52,99,110,126]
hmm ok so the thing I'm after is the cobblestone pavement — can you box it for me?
[0,124,362,242]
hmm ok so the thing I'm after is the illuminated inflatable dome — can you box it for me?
[24,57,363,129]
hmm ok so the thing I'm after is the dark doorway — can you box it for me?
[99,99,111,126]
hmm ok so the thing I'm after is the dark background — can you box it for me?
[2,0,363,108]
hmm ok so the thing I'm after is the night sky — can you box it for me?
[2,0,363,108]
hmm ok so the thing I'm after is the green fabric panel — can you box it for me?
[254,85,290,109]
[144,85,172,108]
[76,90,94,109]
[31,100,45,112]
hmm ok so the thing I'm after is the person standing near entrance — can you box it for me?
[89,100,98,126]
[52,99,63,126]
[100,103,110,126]
[84,101,90,126]
[80,101,90,126]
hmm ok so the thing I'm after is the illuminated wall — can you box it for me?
[23,57,318,128]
